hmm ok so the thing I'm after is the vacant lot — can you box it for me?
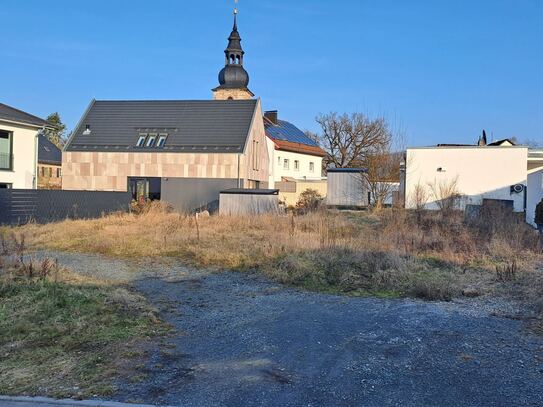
[21,250,543,407]
[2,208,543,405]
[15,206,543,304]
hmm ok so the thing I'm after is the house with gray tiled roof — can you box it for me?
[37,135,62,189]
[0,103,49,189]
[62,11,270,211]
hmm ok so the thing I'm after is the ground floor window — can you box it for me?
[0,130,13,171]
[0,183,12,189]
[247,180,261,189]
[128,177,161,202]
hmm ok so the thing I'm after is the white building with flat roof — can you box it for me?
[402,139,543,226]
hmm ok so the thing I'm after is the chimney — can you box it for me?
[264,110,278,125]
[478,130,487,146]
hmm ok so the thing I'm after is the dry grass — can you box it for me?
[0,233,168,398]
[12,203,542,302]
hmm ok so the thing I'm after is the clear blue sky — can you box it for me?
[1,0,542,146]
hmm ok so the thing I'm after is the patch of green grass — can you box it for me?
[262,247,479,302]
[0,277,166,398]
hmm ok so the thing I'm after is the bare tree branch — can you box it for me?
[315,112,405,208]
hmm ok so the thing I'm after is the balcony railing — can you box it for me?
[0,152,13,170]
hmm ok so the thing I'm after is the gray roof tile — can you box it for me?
[0,103,47,127]
[66,99,258,153]
[38,135,62,165]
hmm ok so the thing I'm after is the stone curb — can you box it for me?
[0,396,176,407]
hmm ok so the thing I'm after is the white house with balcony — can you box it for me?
[0,103,48,189]
[402,137,543,227]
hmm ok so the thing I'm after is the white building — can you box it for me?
[263,111,325,186]
[527,149,543,226]
[402,139,543,226]
[263,111,327,206]
[0,103,48,189]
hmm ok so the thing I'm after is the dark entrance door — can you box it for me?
[128,177,161,202]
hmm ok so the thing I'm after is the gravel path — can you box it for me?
[34,251,543,407]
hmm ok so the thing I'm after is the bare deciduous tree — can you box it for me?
[523,139,542,148]
[315,112,404,209]
[316,113,391,168]
[364,146,405,209]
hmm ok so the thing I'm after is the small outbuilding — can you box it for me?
[219,189,280,215]
[326,168,368,208]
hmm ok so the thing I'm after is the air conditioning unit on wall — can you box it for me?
[510,184,525,194]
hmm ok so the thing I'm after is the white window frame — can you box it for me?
[146,133,157,147]
[136,134,147,147]
[284,159,289,170]
[309,162,315,172]
[294,160,300,171]
[157,134,168,148]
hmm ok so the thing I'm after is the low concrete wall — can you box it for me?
[279,180,328,207]
[161,178,242,213]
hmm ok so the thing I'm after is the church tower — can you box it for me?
[212,9,254,100]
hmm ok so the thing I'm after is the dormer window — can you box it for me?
[135,132,168,148]
[136,134,147,147]
[146,134,157,147]
[157,134,168,148]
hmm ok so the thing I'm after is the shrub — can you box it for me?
[535,199,543,226]
[427,177,463,213]
[408,275,457,301]
[295,189,323,213]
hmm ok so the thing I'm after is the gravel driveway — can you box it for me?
[36,251,543,407]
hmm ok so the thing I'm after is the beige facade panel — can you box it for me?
[62,151,265,191]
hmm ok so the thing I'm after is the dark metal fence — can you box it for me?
[0,189,131,225]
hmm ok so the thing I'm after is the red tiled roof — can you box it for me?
[273,139,327,157]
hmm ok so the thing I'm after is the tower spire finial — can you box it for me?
[212,0,254,100]
[233,0,238,30]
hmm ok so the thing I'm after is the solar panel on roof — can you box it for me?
[264,120,319,147]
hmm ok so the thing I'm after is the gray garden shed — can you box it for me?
[219,189,280,215]
[326,168,369,207]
